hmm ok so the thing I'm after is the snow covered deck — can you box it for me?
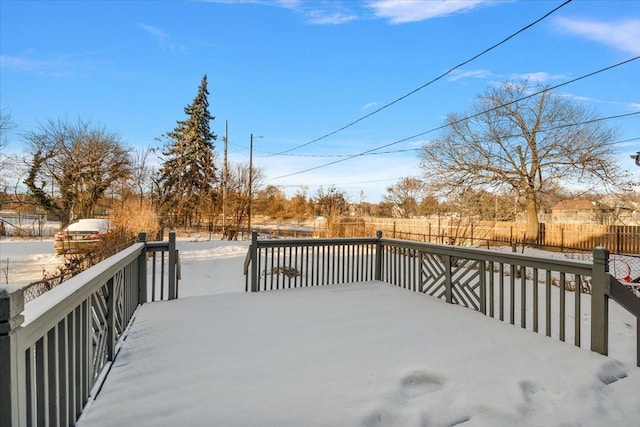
[77,281,640,427]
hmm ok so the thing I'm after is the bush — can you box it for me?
[109,198,161,242]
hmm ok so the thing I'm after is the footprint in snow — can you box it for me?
[399,371,445,399]
[596,360,627,385]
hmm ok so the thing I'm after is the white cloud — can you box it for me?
[555,17,640,55]
[367,0,494,24]
[137,23,187,54]
[0,52,108,77]
[447,68,494,82]
[362,102,378,111]
[203,0,357,25]
[306,10,357,25]
[508,72,567,83]
[137,23,167,39]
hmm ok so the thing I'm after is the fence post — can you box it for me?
[138,232,148,304]
[0,285,25,427]
[168,231,177,300]
[250,231,259,292]
[375,230,383,281]
[591,246,610,356]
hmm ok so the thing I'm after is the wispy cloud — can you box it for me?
[508,72,567,84]
[198,0,357,25]
[554,17,640,55]
[361,102,378,111]
[366,0,495,24]
[305,10,357,25]
[0,52,109,77]
[559,93,640,111]
[447,69,495,82]
[137,23,187,54]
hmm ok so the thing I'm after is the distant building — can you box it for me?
[551,199,638,225]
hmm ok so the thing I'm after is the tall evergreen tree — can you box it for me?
[157,75,218,225]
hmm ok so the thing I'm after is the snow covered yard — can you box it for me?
[73,240,640,427]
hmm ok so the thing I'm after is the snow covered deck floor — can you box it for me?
[77,282,640,427]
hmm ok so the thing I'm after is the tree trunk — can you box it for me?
[524,191,539,245]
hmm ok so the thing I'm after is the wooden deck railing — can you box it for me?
[244,230,640,367]
[0,231,180,427]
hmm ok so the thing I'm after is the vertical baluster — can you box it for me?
[47,327,58,427]
[152,252,157,302]
[533,269,539,333]
[521,266,526,328]
[58,317,69,427]
[479,260,486,315]
[560,273,566,342]
[546,270,552,337]
[489,261,495,318]
[510,264,515,325]
[575,274,581,347]
[499,263,505,322]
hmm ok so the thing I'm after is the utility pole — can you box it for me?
[223,121,228,237]
[248,133,253,233]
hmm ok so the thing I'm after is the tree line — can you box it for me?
[1,77,635,243]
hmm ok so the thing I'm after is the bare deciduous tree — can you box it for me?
[420,81,620,243]
[24,118,132,225]
[383,177,426,218]
[223,161,265,238]
[0,108,16,195]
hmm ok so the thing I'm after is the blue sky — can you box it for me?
[1,0,639,202]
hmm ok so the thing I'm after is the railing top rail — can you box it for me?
[380,237,594,276]
[609,275,640,318]
[145,241,172,254]
[18,243,144,346]
[254,236,379,249]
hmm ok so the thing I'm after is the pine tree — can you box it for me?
[157,75,218,226]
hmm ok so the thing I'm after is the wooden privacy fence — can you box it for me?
[355,218,640,255]
[0,232,180,427]
[244,231,640,367]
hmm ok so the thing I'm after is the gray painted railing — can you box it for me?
[244,230,640,366]
[0,231,180,427]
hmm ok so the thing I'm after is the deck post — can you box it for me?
[168,231,177,300]
[138,232,148,304]
[591,246,610,355]
[0,285,25,427]
[374,230,383,281]
[250,231,259,292]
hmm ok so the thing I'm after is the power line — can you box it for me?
[269,0,573,156]
[270,136,640,191]
[259,147,421,158]
[272,136,640,191]
[271,55,640,179]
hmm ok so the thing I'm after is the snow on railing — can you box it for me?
[0,231,180,427]
[244,230,640,367]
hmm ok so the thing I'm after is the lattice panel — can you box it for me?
[90,270,125,383]
[91,286,109,382]
[114,269,125,338]
[420,253,448,299]
[419,253,482,311]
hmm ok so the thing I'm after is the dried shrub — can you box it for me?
[109,198,161,242]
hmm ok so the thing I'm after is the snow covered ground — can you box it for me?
[0,239,63,287]
[66,239,639,427]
